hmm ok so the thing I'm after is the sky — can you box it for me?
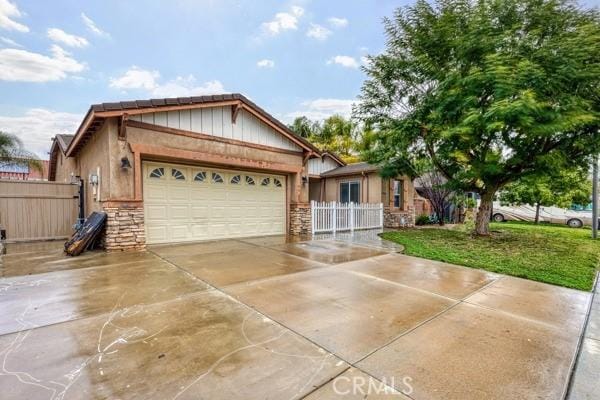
[0,0,599,159]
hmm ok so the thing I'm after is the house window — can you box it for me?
[273,178,282,187]
[230,175,241,184]
[260,177,270,186]
[340,181,360,203]
[245,176,255,185]
[393,179,404,208]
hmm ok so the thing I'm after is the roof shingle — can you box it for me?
[320,162,378,177]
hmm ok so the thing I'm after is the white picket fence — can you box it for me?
[311,201,384,234]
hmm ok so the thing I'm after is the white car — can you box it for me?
[491,202,594,228]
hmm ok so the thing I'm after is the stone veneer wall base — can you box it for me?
[289,203,311,236]
[103,206,146,251]
[384,207,415,228]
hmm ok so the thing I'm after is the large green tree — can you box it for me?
[289,115,364,163]
[288,116,321,138]
[356,0,600,235]
[499,169,591,223]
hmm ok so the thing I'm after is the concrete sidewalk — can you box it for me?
[568,273,600,400]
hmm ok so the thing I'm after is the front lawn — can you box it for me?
[381,222,600,291]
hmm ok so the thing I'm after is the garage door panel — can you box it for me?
[169,225,189,240]
[146,205,168,220]
[191,206,209,219]
[145,185,168,201]
[147,225,168,243]
[169,205,190,219]
[144,162,285,244]
[168,187,190,201]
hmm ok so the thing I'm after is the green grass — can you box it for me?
[381,222,600,291]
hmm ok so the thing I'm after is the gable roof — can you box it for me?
[321,152,346,166]
[320,162,378,177]
[66,93,320,157]
[55,134,74,153]
[48,134,74,181]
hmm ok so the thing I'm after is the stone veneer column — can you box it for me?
[383,206,415,228]
[103,203,146,251]
[289,203,311,236]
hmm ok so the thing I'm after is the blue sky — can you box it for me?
[0,0,409,157]
[1,0,599,158]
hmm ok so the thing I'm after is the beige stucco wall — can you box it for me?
[321,172,414,209]
[76,122,111,214]
[54,151,78,183]
[322,173,380,203]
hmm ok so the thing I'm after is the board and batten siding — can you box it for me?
[129,107,302,152]
[308,157,340,175]
[0,180,78,241]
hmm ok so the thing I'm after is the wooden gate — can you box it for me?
[0,180,79,242]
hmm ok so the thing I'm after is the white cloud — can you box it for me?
[0,0,28,32]
[0,35,20,47]
[47,28,89,48]
[0,45,85,82]
[81,12,109,37]
[0,108,82,157]
[327,55,359,69]
[109,66,159,90]
[109,66,225,97]
[151,76,225,97]
[261,6,303,36]
[287,98,356,121]
[306,23,331,41]
[327,17,348,28]
[256,59,274,68]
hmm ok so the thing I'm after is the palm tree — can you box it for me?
[0,131,42,172]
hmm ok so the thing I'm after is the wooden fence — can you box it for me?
[311,201,383,234]
[0,180,79,242]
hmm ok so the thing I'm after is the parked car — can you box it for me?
[491,202,594,228]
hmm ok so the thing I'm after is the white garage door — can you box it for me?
[143,162,286,244]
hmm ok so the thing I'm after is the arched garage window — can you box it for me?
[194,171,207,182]
[171,168,186,180]
[149,167,164,179]
[212,172,224,183]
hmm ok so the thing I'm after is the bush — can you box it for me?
[415,214,430,225]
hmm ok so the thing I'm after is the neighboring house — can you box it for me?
[48,134,76,182]
[0,159,49,180]
[48,94,415,251]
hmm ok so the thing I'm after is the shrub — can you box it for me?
[415,214,430,226]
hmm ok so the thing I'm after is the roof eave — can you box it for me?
[65,94,318,156]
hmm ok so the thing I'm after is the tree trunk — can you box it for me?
[535,203,541,224]
[475,191,495,236]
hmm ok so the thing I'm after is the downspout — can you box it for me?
[362,171,368,203]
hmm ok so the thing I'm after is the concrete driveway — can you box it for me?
[0,234,591,400]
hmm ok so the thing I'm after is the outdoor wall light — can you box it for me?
[89,173,99,186]
[120,156,132,169]
[302,176,308,185]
